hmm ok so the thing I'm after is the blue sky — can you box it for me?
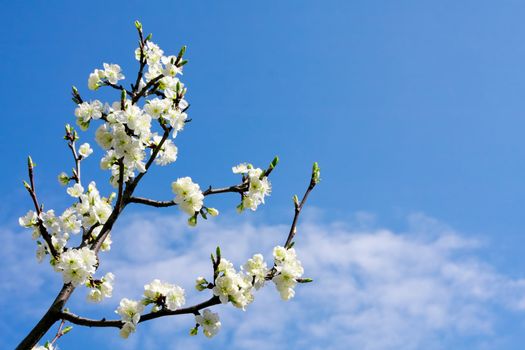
[3,1,525,349]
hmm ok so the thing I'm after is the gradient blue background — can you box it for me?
[2,1,525,349]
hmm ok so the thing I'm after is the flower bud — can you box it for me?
[58,172,70,186]
[188,215,197,227]
[195,276,208,291]
[206,207,219,217]
[312,162,321,184]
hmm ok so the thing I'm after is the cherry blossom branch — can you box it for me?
[127,156,279,208]
[127,183,247,207]
[17,21,316,349]
[90,126,172,253]
[59,296,221,328]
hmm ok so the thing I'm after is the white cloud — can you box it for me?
[4,211,525,349]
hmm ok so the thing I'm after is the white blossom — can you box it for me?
[116,298,144,325]
[88,69,104,90]
[212,258,254,310]
[233,164,271,212]
[195,309,221,338]
[272,246,304,300]
[55,247,97,286]
[87,272,114,303]
[119,321,136,339]
[161,55,182,77]
[40,210,61,235]
[144,98,170,119]
[60,208,82,234]
[154,136,178,166]
[75,100,103,124]
[95,124,113,150]
[171,177,204,216]
[143,279,185,311]
[67,183,84,198]
[243,253,269,290]
[79,143,93,158]
[19,210,38,227]
[232,163,251,174]
[135,41,164,66]
[103,63,125,84]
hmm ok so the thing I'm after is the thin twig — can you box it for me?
[24,159,60,259]
[50,320,65,345]
[103,81,133,96]
[284,177,318,249]
[132,74,164,103]
[67,142,81,185]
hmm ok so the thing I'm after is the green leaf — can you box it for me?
[297,278,313,283]
[216,246,221,261]
[177,45,187,60]
[270,155,279,169]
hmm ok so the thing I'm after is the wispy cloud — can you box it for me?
[4,211,525,349]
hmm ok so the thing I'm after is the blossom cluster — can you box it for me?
[195,309,221,338]
[116,279,186,338]
[272,246,305,300]
[143,279,186,312]
[81,38,189,188]
[87,272,115,302]
[54,247,97,286]
[232,163,271,211]
[71,181,113,228]
[116,298,144,339]
[19,207,81,260]
[20,176,114,260]
[212,257,259,310]
[171,177,204,216]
